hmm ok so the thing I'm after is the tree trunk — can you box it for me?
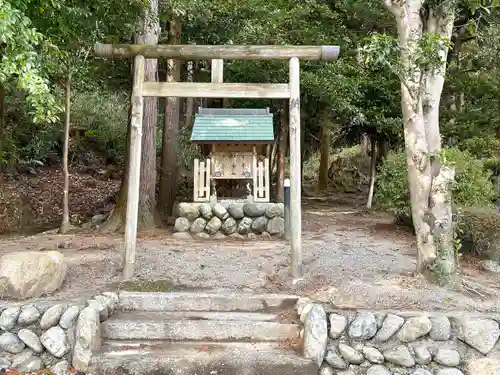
[59,71,72,234]
[384,0,457,282]
[276,99,289,202]
[102,0,160,232]
[158,19,182,218]
[0,84,4,132]
[366,136,377,209]
[318,104,330,191]
[185,61,195,128]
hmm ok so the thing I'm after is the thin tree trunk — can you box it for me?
[0,84,4,132]
[59,71,72,234]
[158,19,182,218]
[102,0,160,232]
[366,136,377,209]
[276,99,288,202]
[318,104,330,191]
[185,61,195,128]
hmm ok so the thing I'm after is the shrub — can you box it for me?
[456,207,500,261]
[375,147,496,220]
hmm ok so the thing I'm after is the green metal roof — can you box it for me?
[191,108,274,143]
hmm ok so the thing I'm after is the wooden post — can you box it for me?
[211,59,224,83]
[289,57,302,281]
[123,55,145,280]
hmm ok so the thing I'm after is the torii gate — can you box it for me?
[94,44,340,281]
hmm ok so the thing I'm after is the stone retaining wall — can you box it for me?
[297,300,500,375]
[0,292,116,374]
[173,201,285,240]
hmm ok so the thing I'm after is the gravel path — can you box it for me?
[1,198,499,313]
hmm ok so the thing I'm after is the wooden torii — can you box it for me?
[94,44,340,281]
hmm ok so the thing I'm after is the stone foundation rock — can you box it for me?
[297,300,500,375]
[0,292,117,374]
[173,202,285,240]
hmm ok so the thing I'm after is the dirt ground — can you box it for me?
[2,194,500,313]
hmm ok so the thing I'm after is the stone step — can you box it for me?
[101,312,300,341]
[89,340,316,375]
[108,310,281,322]
[118,291,299,312]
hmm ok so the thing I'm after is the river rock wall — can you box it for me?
[173,202,285,240]
[297,300,500,375]
[0,292,117,374]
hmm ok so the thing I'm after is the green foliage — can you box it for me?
[457,207,500,262]
[375,148,496,219]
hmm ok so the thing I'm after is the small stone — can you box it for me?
[190,217,207,234]
[102,292,119,314]
[319,364,335,375]
[396,316,432,342]
[251,216,268,233]
[296,297,312,316]
[367,365,392,375]
[11,349,33,367]
[229,233,245,241]
[172,232,193,240]
[87,299,108,322]
[429,315,451,341]
[348,312,378,340]
[18,305,41,325]
[411,370,432,375]
[329,313,347,339]
[375,314,404,342]
[363,347,384,364]
[383,345,415,367]
[237,217,253,234]
[72,306,100,371]
[336,371,356,375]
[436,369,464,375]
[199,203,213,220]
[177,203,200,221]
[261,231,272,240]
[247,232,258,240]
[338,343,364,364]
[324,348,348,369]
[195,232,210,240]
[243,202,266,217]
[0,307,21,330]
[40,326,70,358]
[267,216,285,235]
[40,304,66,330]
[18,355,43,372]
[17,329,43,353]
[299,303,313,323]
[480,259,500,273]
[212,203,229,220]
[434,348,460,367]
[0,332,25,354]
[228,204,245,219]
[455,318,500,355]
[91,214,107,224]
[51,360,70,375]
[0,357,11,369]
[302,304,328,366]
[59,305,81,329]
[205,217,222,234]
[265,203,284,218]
[213,232,227,240]
[221,217,237,235]
[409,342,431,365]
[467,358,500,375]
[174,217,190,232]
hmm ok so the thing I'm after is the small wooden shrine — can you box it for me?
[191,107,274,203]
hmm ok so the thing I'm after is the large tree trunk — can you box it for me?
[158,19,182,218]
[384,0,457,282]
[102,0,160,232]
[276,99,289,202]
[318,104,330,191]
[185,61,195,128]
[59,71,72,234]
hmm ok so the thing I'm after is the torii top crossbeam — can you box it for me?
[94,44,340,61]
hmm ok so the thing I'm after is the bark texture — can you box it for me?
[102,0,160,232]
[59,71,72,234]
[366,137,377,209]
[158,19,182,218]
[318,104,331,191]
[384,0,457,282]
[276,99,289,202]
